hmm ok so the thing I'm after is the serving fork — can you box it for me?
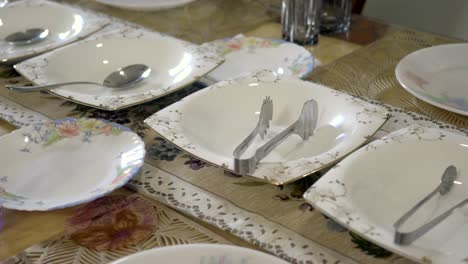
[234,99,318,175]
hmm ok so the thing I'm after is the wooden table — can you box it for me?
[1,1,461,263]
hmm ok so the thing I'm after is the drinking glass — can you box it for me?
[320,0,352,33]
[281,0,321,45]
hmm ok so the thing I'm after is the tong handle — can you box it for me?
[393,187,440,231]
[395,198,468,245]
[233,96,272,159]
[234,121,297,175]
[233,121,262,159]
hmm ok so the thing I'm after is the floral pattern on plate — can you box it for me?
[304,125,468,264]
[396,44,468,116]
[215,36,283,56]
[200,34,316,81]
[19,118,124,150]
[0,118,145,211]
[14,24,224,110]
[0,0,109,63]
[145,70,390,185]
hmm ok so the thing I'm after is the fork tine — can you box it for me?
[297,99,318,140]
[259,96,273,139]
[233,96,273,158]
[308,99,318,137]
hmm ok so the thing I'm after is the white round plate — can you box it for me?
[0,0,108,63]
[0,118,145,211]
[396,43,468,116]
[14,28,223,110]
[95,0,196,11]
[201,34,316,82]
[145,70,389,185]
[111,244,289,264]
[305,125,468,264]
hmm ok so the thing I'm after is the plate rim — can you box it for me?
[304,124,468,264]
[95,0,196,11]
[0,117,146,211]
[110,243,289,264]
[395,43,468,116]
[145,71,391,185]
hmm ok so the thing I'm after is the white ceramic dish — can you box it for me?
[110,244,289,264]
[145,71,389,185]
[14,27,224,110]
[0,118,145,211]
[95,0,196,11]
[304,125,468,264]
[396,43,468,116]
[0,0,109,63]
[201,34,316,82]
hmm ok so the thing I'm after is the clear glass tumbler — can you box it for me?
[281,0,321,45]
[320,0,352,33]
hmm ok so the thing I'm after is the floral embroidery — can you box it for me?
[66,195,157,251]
[184,157,209,170]
[148,137,182,161]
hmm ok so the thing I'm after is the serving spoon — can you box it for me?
[5,28,50,46]
[6,64,151,92]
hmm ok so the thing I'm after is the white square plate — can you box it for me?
[304,125,468,263]
[14,26,224,110]
[145,71,390,185]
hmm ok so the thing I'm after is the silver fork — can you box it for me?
[234,99,319,175]
[233,96,273,159]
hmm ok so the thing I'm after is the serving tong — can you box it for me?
[394,165,459,245]
[233,98,318,175]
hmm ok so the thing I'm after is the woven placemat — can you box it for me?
[308,27,467,128]
[2,194,231,264]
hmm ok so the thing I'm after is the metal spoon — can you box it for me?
[6,64,152,92]
[5,28,49,46]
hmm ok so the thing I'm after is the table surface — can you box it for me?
[0,0,464,263]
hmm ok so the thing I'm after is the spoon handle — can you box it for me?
[6,82,100,92]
